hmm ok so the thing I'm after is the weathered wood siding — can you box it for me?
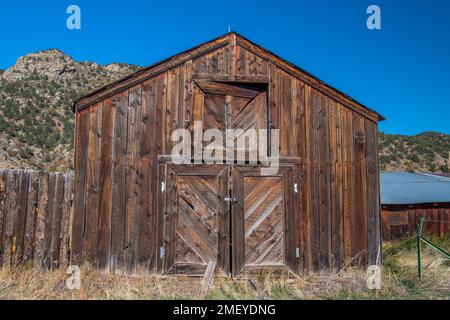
[73,33,382,273]
[382,204,450,240]
[0,169,73,269]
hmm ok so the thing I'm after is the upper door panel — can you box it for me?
[191,81,268,161]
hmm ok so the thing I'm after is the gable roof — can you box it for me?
[74,32,384,122]
[381,172,450,205]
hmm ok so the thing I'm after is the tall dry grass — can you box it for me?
[0,237,449,300]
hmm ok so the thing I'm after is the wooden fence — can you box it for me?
[382,204,450,241]
[0,169,74,269]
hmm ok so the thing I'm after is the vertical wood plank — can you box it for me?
[330,102,344,270]
[2,170,18,267]
[155,163,167,273]
[84,104,103,264]
[231,168,244,276]
[295,81,307,273]
[156,74,167,155]
[12,170,29,265]
[162,166,177,273]
[373,128,382,262]
[111,91,129,271]
[381,210,391,241]
[353,114,368,264]
[34,172,48,268]
[303,86,312,272]
[125,85,142,272]
[98,98,116,270]
[284,167,297,271]
[217,167,229,274]
[365,119,379,264]
[71,109,90,264]
[228,33,237,81]
[280,71,292,157]
[23,171,39,263]
[42,172,56,269]
[154,74,167,273]
[318,95,332,269]
[50,173,65,268]
[341,108,356,263]
[183,61,193,130]
[166,67,182,153]
[139,79,155,270]
[60,172,74,268]
[309,89,320,270]
[268,63,280,157]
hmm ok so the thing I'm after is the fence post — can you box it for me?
[417,217,424,280]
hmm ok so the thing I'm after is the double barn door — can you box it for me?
[159,164,297,277]
[159,81,297,276]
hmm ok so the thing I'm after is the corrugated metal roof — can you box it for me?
[381,172,450,205]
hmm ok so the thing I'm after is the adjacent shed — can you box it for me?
[381,172,450,240]
[71,33,383,275]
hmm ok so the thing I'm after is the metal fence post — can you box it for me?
[417,217,424,280]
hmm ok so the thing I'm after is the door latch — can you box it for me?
[224,197,237,204]
[294,183,298,194]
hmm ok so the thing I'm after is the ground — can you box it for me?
[0,237,449,300]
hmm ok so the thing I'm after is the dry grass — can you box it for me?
[0,237,449,300]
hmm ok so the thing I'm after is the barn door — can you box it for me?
[192,81,268,158]
[231,166,296,276]
[161,165,230,275]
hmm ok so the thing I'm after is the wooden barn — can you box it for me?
[71,33,384,276]
[381,173,450,240]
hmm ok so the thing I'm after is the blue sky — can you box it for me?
[0,0,449,135]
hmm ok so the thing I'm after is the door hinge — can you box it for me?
[161,181,166,192]
[296,247,300,258]
[160,246,165,258]
[294,183,298,194]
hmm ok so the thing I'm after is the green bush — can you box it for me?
[19,146,33,159]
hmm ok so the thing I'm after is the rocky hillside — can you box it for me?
[0,50,140,171]
[0,49,448,173]
[379,132,450,173]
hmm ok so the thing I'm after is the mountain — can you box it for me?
[0,50,449,173]
[0,50,140,171]
[379,132,450,173]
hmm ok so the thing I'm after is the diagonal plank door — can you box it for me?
[232,166,296,276]
[244,176,284,266]
[162,165,229,275]
[192,81,268,159]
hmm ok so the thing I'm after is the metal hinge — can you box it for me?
[296,247,300,258]
[161,181,166,192]
[294,183,298,194]
[160,246,165,258]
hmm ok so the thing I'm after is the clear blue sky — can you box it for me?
[1,0,449,135]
